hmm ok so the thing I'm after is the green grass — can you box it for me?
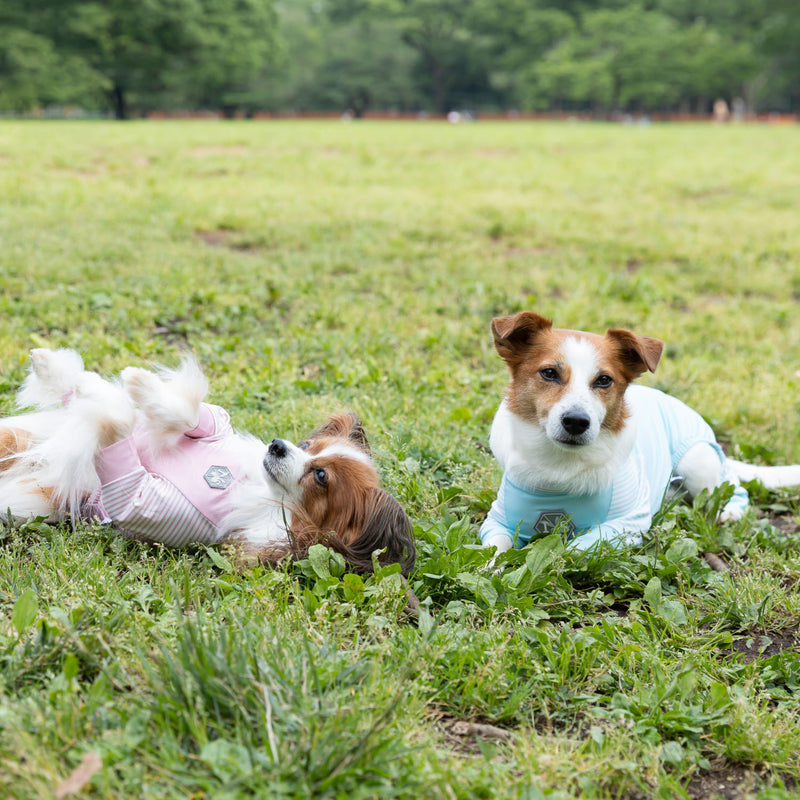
[1,119,800,799]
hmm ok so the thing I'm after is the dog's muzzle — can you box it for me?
[556,410,592,445]
[267,438,288,459]
[263,438,289,482]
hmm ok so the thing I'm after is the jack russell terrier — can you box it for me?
[481,312,800,553]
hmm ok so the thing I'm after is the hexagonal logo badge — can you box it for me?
[204,465,233,490]
[533,510,576,539]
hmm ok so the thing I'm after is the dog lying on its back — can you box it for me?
[481,312,800,553]
[0,348,415,574]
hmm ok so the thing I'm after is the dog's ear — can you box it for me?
[491,312,552,366]
[334,489,416,577]
[309,411,370,453]
[605,328,664,379]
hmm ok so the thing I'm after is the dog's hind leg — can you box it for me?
[17,348,86,410]
[675,442,750,522]
[675,443,723,498]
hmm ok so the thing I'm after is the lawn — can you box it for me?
[1,119,800,799]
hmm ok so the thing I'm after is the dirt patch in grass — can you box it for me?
[625,258,643,273]
[194,227,264,252]
[767,513,800,536]
[685,760,796,800]
[153,317,192,344]
[728,628,800,663]
[195,228,232,247]
[190,145,251,158]
[685,760,764,799]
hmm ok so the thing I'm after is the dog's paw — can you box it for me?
[121,367,163,406]
[123,366,201,436]
[718,506,744,524]
[30,348,84,383]
[18,348,86,408]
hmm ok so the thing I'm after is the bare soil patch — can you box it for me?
[685,759,796,800]
[194,228,262,252]
[685,760,760,799]
[432,713,514,755]
[190,145,251,158]
[728,628,800,663]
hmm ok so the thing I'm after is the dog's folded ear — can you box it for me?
[289,488,416,576]
[333,488,416,576]
[605,329,664,378]
[491,312,553,365]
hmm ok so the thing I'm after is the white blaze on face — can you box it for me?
[544,336,606,445]
[314,442,373,468]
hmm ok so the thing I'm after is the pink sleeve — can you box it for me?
[184,404,232,439]
[94,436,217,545]
[96,436,142,484]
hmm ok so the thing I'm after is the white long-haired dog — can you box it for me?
[0,349,415,574]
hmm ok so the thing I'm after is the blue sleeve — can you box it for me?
[479,482,514,547]
[479,513,513,547]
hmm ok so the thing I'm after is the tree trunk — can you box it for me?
[431,58,446,114]
[109,84,128,120]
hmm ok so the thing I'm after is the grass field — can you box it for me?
[1,119,800,799]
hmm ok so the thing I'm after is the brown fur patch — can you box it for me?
[294,455,381,542]
[289,487,415,576]
[301,411,370,455]
[0,428,29,471]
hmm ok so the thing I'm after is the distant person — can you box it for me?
[713,99,730,123]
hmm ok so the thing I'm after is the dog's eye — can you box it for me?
[539,368,560,383]
[593,374,613,389]
[299,441,310,450]
[313,468,328,487]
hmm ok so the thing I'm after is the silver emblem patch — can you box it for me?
[204,465,233,489]
[534,510,576,539]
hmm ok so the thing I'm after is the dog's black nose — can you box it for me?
[561,411,591,436]
[269,438,288,458]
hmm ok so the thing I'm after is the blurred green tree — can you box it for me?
[257,0,421,115]
[328,0,491,113]
[1,0,799,114]
[0,0,276,117]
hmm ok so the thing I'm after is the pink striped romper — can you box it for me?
[90,404,249,546]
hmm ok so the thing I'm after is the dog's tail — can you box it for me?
[726,459,800,491]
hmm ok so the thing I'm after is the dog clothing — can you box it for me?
[480,385,748,550]
[87,403,252,547]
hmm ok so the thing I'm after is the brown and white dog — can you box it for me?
[0,348,415,574]
[480,312,800,553]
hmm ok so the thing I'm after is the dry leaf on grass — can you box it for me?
[55,751,101,799]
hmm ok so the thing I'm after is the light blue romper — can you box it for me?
[480,385,748,549]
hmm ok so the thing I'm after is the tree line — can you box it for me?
[1,0,798,119]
